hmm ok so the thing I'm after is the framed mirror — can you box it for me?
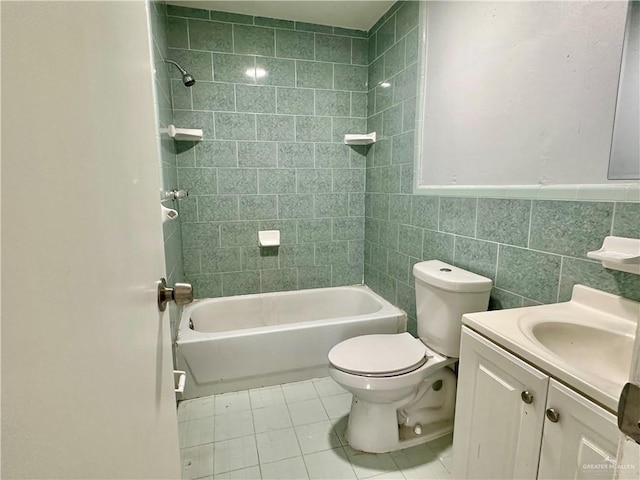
[608,1,639,180]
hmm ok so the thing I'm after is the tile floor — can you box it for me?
[178,376,453,480]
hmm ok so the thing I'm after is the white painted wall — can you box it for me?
[419,1,628,187]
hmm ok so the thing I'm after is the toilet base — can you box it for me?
[347,406,454,453]
[345,368,457,453]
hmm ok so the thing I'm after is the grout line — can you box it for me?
[610,201,617,235]
[526,200,534,248]
[474,197,479,238]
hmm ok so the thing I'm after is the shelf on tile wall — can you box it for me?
[344,132,376,145]
[166,125,203,142]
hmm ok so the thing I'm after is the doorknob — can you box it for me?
[157,278,193,311]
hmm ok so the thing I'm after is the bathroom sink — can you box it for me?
[461,285,639,412]
[523,319,634,387]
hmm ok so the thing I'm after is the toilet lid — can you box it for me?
[328,333,427,377]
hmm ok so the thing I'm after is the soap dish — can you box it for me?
[587,236,640,274]
[344,132,376,145]
[258,230,280,247]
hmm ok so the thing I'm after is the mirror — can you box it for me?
[415,1,637,193]
[608,1,640,180]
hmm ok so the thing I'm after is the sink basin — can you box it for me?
[526,320,634,386]
[462,285,639,412]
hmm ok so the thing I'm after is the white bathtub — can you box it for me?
[176,285,407,398]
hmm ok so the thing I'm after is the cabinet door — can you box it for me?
[453,328,549,479]
[538,379,620,480]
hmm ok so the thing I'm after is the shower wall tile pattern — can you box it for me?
[166,1,639,325]
[364,1,640,335]
[166,5,368,298]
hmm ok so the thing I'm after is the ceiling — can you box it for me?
[166,1,395,31]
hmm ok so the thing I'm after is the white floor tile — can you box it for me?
[181,443,214,479]
[319,393,352,419]
[288,398,329,426]
[390,443,437,471]
[253,404,293,433]
[179,396,216,421]
[181,415,215,448]
[303,448,357,480]
[312,377,347,397]
[345,448,399,480]
[330,417,349,446]
[282,380,319,403]
[261,456,309,480]
[399,461,446,480]
[213,466,261,479]
[256,428,302,464]
[214,410,255,442]
[429,459,452,479]
[214,436,259,475]
[440,455,453,473]
[177,378,455,480]
[426,433,453,460]
[192,396,217,419]
[367,471,407,480]
[216,391,252,414]
[249,385,286,409]
[393,452,446,480]
[178,401,191,423]
[294,420,341,454]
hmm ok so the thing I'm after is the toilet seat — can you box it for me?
[328,332,428,377]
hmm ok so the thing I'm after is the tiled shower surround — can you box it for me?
[161,2,639,331]
[166,5,368,298]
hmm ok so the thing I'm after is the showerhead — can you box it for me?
[164,59,196,87]
[182,73,196,87]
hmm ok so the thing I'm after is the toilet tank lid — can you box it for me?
[413,260,492,293]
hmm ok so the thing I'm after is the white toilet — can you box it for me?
[328,260,492,453]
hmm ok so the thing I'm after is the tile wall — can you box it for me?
[149,1,185,339]
[166,5,368,298]
[364,1,640,335]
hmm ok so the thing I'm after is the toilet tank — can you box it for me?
[413,261,492,358]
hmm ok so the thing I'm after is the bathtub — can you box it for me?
[176,285,407,398]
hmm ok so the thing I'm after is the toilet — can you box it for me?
[328,260,492,453]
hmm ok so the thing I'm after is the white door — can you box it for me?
[453,328,549,480]
[538,380,620,480]
[1,1,180,478]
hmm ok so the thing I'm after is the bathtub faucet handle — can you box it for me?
[157,278,193,311]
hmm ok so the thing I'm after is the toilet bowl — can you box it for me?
[328,261,492,453]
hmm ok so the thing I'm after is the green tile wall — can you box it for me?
[167,6,367,298]
[159,0,639,323]
[364,1,640,336]
[150,1,185,341]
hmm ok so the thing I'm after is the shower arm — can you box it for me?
[164,59,187,75]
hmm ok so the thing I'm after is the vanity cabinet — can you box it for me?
[538,380,619,480]
[453,327,548,479]
[453,327,621,480]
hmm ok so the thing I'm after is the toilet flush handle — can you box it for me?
[157,278,193,311]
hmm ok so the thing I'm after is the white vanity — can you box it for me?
[452,285,640,479]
